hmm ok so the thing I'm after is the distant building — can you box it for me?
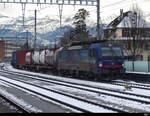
[104,27,150,39]
[0,41,5,62]
[0,40,21,62]
[103,27,150,60]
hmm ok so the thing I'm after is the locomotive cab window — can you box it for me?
[112,47,123,57]
[101,47,112,57]
[101,47,123,57]
[89,49,97,58]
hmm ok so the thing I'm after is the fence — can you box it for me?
[125,55,150,72]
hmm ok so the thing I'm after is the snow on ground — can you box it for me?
[126,71,150,75]
[0,83,42,112]
[5,64,125,90]
[1,63,150,112]
[39,75,150,102]
[5,63,150,97]
[0,81,10,88]
[42,82,150,112]
[38,78,150,112]
[0,76,114,113]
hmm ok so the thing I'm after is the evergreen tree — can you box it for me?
[73,8,89,34]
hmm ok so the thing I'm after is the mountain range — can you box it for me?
[0,8,150,48]
[0,14,98,48]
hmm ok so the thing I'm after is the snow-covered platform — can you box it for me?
[125,71,150,83]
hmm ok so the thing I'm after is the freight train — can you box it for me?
[11,40,125,80]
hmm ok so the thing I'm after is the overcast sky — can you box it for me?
[0,0,149,23]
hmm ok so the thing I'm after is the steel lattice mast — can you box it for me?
[0,0,97,6]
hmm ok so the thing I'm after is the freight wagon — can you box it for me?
[11,41,125,80]
[11,50,31,68]
[11,48,59,72]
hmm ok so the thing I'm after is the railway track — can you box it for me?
[0,70,150,112]
[101,80,150,91]
[2,70,150,100]
[0,92,30,113]
[4,68,150,91]
[2,70,150,99]
[0,71,126,113]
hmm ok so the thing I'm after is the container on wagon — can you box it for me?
[25,51,33,65]
[32,51,40,64]
[18,50,31,65]
[39,50,46,65]
[11,51,19,67]
[45,49,55,65]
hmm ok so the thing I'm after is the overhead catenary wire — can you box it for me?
[25,0,140,25]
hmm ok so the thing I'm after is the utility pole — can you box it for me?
[58,4,63,27]
[132,12,137,71]
[34,9,37,49]
[97,0,101,40]
[26,30,29,49]
[22,3,26,28]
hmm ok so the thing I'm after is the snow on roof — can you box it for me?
[114,37,150,40]
[117,17,150,28]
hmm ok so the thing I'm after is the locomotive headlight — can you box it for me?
[122,62,125,67]
[99,62,103,68]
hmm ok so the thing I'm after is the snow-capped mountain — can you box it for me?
[0,13,149,47]
[0,13,97,47]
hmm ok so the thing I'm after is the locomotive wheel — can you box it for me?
[84,72,89,80]
[58,70,64,76]
[93,74,99,81]
[53,70,58,75]
[78,71,84,79]
[75,71,80,78]
[87,72,93,81]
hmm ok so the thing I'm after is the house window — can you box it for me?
[145,42,150,50]
[122,29,130,37]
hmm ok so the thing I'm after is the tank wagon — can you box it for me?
[11,41,125,80]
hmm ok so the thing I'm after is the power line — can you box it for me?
[101,0,129,9]
[34,9,37,49]
[89,0,138,13]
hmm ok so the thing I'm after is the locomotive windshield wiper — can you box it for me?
[111,48,118,57]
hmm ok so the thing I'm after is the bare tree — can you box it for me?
[123,5,147,70]
[123,5,146,60]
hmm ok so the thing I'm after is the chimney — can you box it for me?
[120,9,123,15]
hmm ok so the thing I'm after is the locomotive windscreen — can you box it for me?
[101,47,123,57]
[112,47,123,57]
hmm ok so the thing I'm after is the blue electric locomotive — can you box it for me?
[57,41,125,80]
